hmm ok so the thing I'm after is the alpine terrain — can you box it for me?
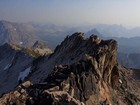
[0,33,139,105]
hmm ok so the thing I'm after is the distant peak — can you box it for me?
[32,40,50,49]
[86,28,102,38]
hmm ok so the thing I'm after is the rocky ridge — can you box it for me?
[0,42,52,96]
[31,41,52,56]
[0,33,140,105]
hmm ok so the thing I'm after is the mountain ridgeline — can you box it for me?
[0,33,139,105]
[1,20,140,69]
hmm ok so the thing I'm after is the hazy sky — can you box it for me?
[0,0,140,27]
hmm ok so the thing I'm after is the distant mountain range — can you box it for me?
[90,24,140,37]
[2,20,140,50]
[0,20,40,47]
[1,20,140,68]
[0,20,68,48]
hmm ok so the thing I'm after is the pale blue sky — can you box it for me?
[0,0,140,27]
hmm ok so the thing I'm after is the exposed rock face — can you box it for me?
[28,33,115,83]
[0,33,139,105]
[32,41,52,55]
[0,42,52,96]
[0,43,34,95]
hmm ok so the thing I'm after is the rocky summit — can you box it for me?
[0,33,140,105]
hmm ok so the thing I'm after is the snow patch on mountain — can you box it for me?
[4,64,12,70]
[3,54,15,70]
[20,42,23,45]
[18,67,32,81]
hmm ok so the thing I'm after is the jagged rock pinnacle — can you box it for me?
[0,33,140,105]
